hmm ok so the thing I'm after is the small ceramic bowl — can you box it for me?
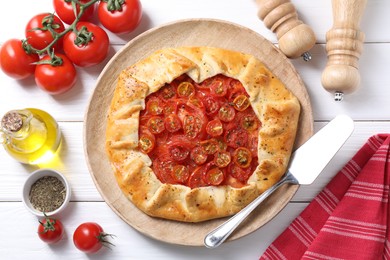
[22,168,71,217]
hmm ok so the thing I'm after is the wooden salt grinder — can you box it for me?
[321,0,367,101]
[256,0,316,61]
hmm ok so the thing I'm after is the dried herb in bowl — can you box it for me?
[29,176,66,213]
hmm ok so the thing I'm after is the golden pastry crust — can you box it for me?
[105,47,300,222]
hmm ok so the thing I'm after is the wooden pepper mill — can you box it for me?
[256,0,316,61]
[321,0,367,101]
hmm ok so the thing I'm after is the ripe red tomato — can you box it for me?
[63,22,109,67]
[98,0,142,34]
[35,53,77,95]
[38,216,64,244]
[25,13,65,50]
[73,222,113,254]
[53,0,95,25]
[0,39,39,79]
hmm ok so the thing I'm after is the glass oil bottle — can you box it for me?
[0,108,61,164]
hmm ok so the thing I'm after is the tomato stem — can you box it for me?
[24,0,100,60]
[104,0,125,11]
[97,232,116,250]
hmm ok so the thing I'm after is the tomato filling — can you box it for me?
[138,74,261,188]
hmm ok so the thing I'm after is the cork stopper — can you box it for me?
[1,112,23,132]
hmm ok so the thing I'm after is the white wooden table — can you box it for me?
[1,0,389,259]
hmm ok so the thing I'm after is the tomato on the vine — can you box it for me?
[73,222,114,254]
[37,215,64,244]
[35,53,77,95]
[98,0,142,34]
[0,39,39,79]
[53,0,95,25]
[25,13,65,50]
[63,22,109,67]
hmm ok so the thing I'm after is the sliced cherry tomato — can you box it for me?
[233,147,252,168]
[139,132,155,153]
[209,79,227,97]
[225,128,249,148]
[177,82,195,97]
[206,118,223,137]
[214,151,231,168]
[146,97,163,115]
[63,22,109,67]
[164,114,182,133]
[163,100,177,115]
[188,95,204,108]
[233,94,251,111]
[190,146,208,165]
[241,113,259,131]
[147,116,165,134]
[171,165,190,184]
[218,104,235,122]
[159,84,176,100]
[25,13,65,50]
[169,146,189,162]
[229,163,252,183]
[215,138,227,151]
[183,114,203,139]
[203,96,220,115]
[204,167,225,186]
[0,39,39,79]
[53,0,95,25]
[98,0,142,34]
[35,53,77,95]
[199,139,219,155]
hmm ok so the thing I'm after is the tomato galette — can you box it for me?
[105,46,300,222]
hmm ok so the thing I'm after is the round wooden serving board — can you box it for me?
[84,19,313,246]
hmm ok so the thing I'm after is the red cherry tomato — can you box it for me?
[25,13,65,50]
[183,114,203,139]
[199,139,219,155]
[159,84,176,100]
[73,222,113,254]
[206,118,223,137]
[188,165,208,188]
[35,53,77,95]
[233,94,251,111]
[164,114,182,133]
[190,146,208,165]
[233,147,252,168]
[147,116,165,134]
[63,22,109,67]
[38,215,64,244]
[224,128,249,149]
[139,131,155,154]
[213,151,231,168]
[146,97,163,115]
[229,163,252,183]
[153,159,176,184]
[218,104,236,122]
[171,165,190,184]
[98,0,142,34]
[0,39,39,79]
[204,167,225,186]
[177,82,195,97]
[241,113,259,131]
[209,79,227,97]
[53,0,95,25]
[169,145,189,162]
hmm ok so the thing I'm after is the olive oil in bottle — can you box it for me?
[0,108,61,164]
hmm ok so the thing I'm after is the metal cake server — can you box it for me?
[204,114,354,248]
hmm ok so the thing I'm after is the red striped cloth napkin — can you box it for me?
[260,134,390,260]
